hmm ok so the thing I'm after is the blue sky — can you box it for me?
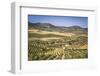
[28,15,88,28]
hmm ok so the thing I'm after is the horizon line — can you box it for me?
[28,21,88,28]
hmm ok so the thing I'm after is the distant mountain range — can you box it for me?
[28,22,87,34]
[28,22,55,28]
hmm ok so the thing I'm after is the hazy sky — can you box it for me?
[28,15,88,28]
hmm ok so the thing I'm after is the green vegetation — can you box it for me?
[28,29,88,60]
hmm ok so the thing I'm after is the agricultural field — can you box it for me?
[28,22,88,61]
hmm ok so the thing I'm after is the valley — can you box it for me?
[28,22,88,60]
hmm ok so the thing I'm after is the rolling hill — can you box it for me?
[28,22,87,34]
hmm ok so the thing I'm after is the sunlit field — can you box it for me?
[28,28,88,60]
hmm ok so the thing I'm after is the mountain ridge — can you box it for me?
[28,22,87,28]
[28,22,87,34]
